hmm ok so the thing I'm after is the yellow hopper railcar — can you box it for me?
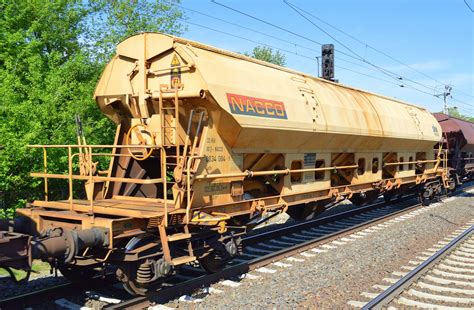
[0,33,451,295]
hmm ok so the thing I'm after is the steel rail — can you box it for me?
[107,183,473,309]
[0,273,117,309]
[362,225,474,310]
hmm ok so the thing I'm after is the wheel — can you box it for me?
[122,278,150,296]
[58,263,98,283]
[118,235,166,296]
[116,263,162,296]
[418,190,431,206]
[383,192,393,203]
[286,203,325,220]
[117,267,149,295]
[350,191,379,206]
[198,240,230,273]
[286,205,313,220]
[447,176,457,195]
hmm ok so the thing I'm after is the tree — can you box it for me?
[447,107,474,122]
[0,0,94,214]
[0,0,186,216]
[86,0,186,62]
[244,46,286,66]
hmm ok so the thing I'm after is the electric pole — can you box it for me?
[435,85,452,115]
[315,56,320,77]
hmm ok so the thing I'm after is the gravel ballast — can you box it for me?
[0,273,67,300]
[163,189,474,309]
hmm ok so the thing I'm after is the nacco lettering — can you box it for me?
[226,93,288,119]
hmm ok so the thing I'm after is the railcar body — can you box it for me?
[434,113,474,181]
[0,33,450,294]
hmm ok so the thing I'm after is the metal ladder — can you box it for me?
[176,109,207,223]
[158,85,180,160]
[158,224,195,266]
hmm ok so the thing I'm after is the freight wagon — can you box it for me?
[0,33,453,295]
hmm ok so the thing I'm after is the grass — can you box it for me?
[0,260,52,280]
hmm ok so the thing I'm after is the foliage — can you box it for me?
[0,0,185,216]
[447,107,474,122]
[86,0,187,63]
[244,46,286,66]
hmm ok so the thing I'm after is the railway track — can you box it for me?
[1,183,472,309]
[359,223,474,309]
[0,273,123,309]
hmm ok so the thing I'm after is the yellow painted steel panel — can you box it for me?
[95,33,442,153]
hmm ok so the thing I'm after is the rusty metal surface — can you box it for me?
[0,231,31,270]
[94,32,442,153]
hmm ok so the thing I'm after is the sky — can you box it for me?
[178,0,473,116]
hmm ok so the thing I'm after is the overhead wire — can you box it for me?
[451,97,474,109]
[283,0,443,93]
[181,20,412,89]
[181,20,315,62]
[464,0,474,12]
[210,0,409,87]
[284,1,444,84]
[180,4,412,83]
[210,0,441,94]
[209,0,472,108]
[209,0,385,65]
[178,4,317,55]
[453,88,474,99]
[457,106,472,115]
[284,0,474,101]
[283,0,474,104]
[186,1,472,111]
[183,20,467,113]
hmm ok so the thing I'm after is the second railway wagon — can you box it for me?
[434,113,474,182]
[1,32,449,295]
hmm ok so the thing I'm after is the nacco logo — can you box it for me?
[226,93,288,119]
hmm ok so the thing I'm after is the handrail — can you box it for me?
[185,155,197,224]
[43,147,48,201]
[68,146,73,210]
[383,159,438,167]
[88,146,93,213]
[29,144,161,148]
[30,173,163,184]
[29,144,164,211]
[194,164,359,180]
[161,147,168,227]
